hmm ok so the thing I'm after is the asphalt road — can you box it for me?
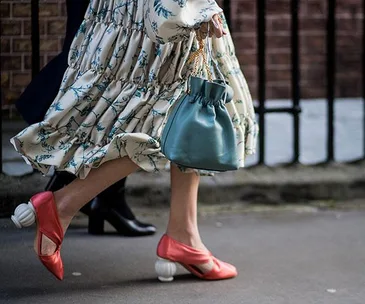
[0,209,364,304]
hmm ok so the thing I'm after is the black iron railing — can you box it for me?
[0,97,2,174]
[255,0,302,165]
[327,0,336,162]
[253,0,364,165]
[363,0,365,158]
[31,0,41,77]
[291,0,301,164]
[257,0,267,165]
[1,0,364,174]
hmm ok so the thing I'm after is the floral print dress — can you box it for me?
[11,0,258,179]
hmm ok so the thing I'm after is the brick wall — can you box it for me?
[231,0,363,99]
[1,0,66,111]
[0,0,363,112]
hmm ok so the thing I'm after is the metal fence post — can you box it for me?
[363,0,365,159]
[326,0,336,162]
[291,0,301,163]
[257,0,267,165]
[223,0,231,28]
[0,90,2,174]
[31,0,40,77]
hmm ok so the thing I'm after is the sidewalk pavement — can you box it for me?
[1,208,364,304]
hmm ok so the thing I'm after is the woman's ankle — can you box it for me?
[165,228,206,250]
[53,192,74,231]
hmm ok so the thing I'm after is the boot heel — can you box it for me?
[11,202,36,228]
[155,257,177,282]
[88,213,105,235]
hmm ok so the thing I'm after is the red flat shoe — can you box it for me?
[155,234,237,282]
[11,191,64,280]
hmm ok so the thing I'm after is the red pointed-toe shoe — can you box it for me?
[155,234,237,282]
[11,191,64,280]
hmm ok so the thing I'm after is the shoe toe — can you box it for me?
[39,250,64,280]
[204,258,237,280]
[224,262,238,277]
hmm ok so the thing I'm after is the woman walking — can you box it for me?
[11,0,257,281]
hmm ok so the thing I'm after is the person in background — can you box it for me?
[15,0,156,237]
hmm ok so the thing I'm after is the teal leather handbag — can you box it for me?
[161,38,239,172]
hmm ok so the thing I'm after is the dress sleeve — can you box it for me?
[144,0,222,44]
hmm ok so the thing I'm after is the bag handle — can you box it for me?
[186,33,213,82]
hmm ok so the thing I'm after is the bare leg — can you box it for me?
[38,156,138,255]
[165,164,213,272]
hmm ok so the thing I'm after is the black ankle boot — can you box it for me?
[87,179,156,237]
[88,197,156,237]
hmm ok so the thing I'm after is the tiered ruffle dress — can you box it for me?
[11,0,258,179]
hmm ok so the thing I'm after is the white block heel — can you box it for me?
[155,257,177,282]
[11,202,36,228]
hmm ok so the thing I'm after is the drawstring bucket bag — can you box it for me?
[161,35,238,171]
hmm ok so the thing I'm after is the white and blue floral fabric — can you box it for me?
[11,0,258,179]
